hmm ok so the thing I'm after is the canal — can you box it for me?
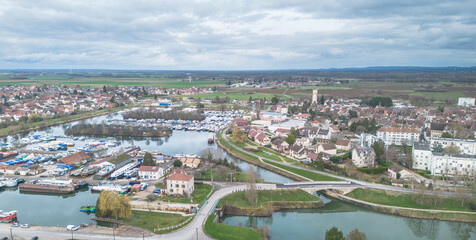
[0,111,293,226]
[219,194,476,240]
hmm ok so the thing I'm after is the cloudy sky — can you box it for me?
[1,0,475,70]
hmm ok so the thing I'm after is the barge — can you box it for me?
[19,179,76,194]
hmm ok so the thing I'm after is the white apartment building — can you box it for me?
[376,127,420,146]
[359,133,379,147]
[457,97,475,107]
[430,138,476,155]
[413,142,476,176]
[413,142,434,171]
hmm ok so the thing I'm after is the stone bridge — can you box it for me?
[276,181,360,195]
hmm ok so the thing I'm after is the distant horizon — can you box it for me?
[1,65,475,72]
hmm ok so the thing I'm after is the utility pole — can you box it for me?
[71,230,73,240]
[113,227,115,240]
[10,228,13,240]
[229,172,234,182]
[211,169,213,182]
[196,227,199,240]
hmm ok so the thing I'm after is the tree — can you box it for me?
[320,95,325,105]
[285,134,296,145]
[245,166,258,206]
[372,140,385,163]
[346,228,367,240]
[325,227,345,240]
[173,159,183,167]
[348,110,358,119]
[441,132,453,138]
[432,143,444,152]
[103,85,107,93]
[96,191,132,220]
[271,96,280,105]
[290,127,299,138]
[142,152,156,166]
[232,127,248,144]
[443,145,461,155]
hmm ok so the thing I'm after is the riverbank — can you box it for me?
[216,130,306,182]
[0,105,132,137]
[325,189,476,223]
[217,189,324,217]
[204,214,264,240]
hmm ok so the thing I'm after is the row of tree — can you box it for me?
[66,123,171,137]
[123,109,205,121]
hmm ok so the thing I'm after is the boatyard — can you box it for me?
[0,109,289,228]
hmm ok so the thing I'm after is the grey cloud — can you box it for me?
[0,0,474,69]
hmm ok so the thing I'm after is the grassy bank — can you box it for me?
[159,183,213,204]
[0,105,130,137]
[218,189,320,208]
[195,168,259,182]
[122,210,188,233]
[204,214,264,240]
[262,160,342,181]
[346,188,476,212]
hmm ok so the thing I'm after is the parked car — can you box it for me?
[11,222,20,227]
[0,237,9,240]
[66,225,79,231]
[21,223,30,228]
[31,237,39,240]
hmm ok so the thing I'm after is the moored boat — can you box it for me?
[0,210,18,223]
[19,179,76,194]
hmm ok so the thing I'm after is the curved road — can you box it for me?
[0,183,276,240]
[0,129,469,239]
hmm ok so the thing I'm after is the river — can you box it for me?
[0,111,293,226]
[220,194,476,240]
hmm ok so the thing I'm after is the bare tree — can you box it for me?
[246,165,258,206]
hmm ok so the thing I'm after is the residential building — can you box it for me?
[430,138,476,155]
[335,140,351,151]
[178,157,201,168]
[352,146,376,168]
[376,127,420,146]
[166,170,194,196]
[317,143,337,155]
[138,166,162,180]
[413,141,476,176]
[271,139,289,152]
[388,165,414,180]
[457,97,475,107]
[430,122,446,138]
[359,133,378,147]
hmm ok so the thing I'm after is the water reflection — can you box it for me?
[448,222,474,240]
[404,218,440,240]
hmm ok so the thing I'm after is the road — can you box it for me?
[0,182,276,240]
[0,129,469,239]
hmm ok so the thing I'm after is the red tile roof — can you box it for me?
[168,171,194,181]
[138,166,160,172]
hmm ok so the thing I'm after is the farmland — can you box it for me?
[0,76,228,88]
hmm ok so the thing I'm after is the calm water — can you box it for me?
[0,187,99,226]
[0,112,293,226]
[220,195,476,240]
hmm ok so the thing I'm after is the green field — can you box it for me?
[218,189,320,208]
[122,210,188,233]
[0,77,228,88]
[204,214,264,240]
[262,160,342,181]
[158,183,213,204]
[346,188,476,212]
